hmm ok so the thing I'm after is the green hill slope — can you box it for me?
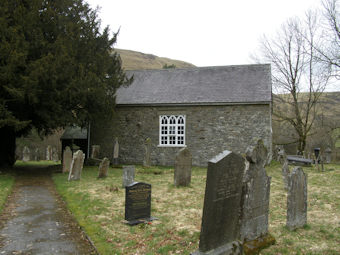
[115,49,195,70]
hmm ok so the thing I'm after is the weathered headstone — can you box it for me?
[240,140,275,254]
[91,145,100,159]
[113,138,119,165]
[62,146,73,173]
[193,150,244,255]
[282,159,290,191]
[143,138,151,167]
[278,147,286,165]
[22,146,30,162]
[174,147,192,187]
[68,150,85,181]
[46,145,52,160]
[286,167,307,231]
[98,157,110,178]
[325,148,332,163]
[125,182,156,225]
[34,148,40,161]
[122,165,135,188]
[52,147,59,162]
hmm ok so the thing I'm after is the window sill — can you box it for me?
[157,145,187,148]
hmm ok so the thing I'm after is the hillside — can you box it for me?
[115,48,195,70]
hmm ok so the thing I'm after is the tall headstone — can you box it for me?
[122,165,135,187]
[174,147,192,187]
[325,148,332,163]
[193,150,244,255]
[91,145,100,159]
[98,157,110,178]
[240,140,275,254]
[282,159,290,191]
[125,182,156,225]
[52,147,59,162]
[34,148,40,161]
[46,145,52,160]
[68,150,85,181]
[143,138,151,167]
[113,138,119,165]
[22,146,30,162]
[286,167,307,231]
[62,146,73,173]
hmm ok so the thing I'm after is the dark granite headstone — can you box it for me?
[286,167,307,230]
[193,150,244,255]
[240,140,275,254]
[174,147,192,187]
[125,182,156,225]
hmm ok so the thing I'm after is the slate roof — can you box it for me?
[116,64,272,106]
[60,126,87,140]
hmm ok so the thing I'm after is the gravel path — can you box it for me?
[0,166,96,255]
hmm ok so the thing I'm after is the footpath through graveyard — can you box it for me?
[0,165,96,255]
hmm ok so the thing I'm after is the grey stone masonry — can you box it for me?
[240,140,271,242]
[68,150,85,181]
[174,147,192,187]
[98,157,110,178]
[193,150,244,255]
[62,146,72,173]
[122,165,135,188]
[286,167,307,230]
[91,104,272,167]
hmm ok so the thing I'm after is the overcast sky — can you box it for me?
[87,0,323,67]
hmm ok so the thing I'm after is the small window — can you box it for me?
[159,115,186,147]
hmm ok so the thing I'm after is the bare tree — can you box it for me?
[257,13,330,154]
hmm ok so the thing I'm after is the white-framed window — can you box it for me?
[159,115,186,147]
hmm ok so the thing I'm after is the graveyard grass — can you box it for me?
[0,170,14,214]
[52,162,340,255]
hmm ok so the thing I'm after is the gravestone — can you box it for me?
[325,148,332,163]
[62,146,73,173]
[143,138,151,167]
[98,157,110,178]
[122,165,135,187]
[282,159,290,191]
[240,140,275,254]
[193,150,244,255]
[277,148,286,164]
[34,148,40,161]
[68,150,85,181]
[91,145,100,159]
[125,182,156,225]
[52,147,59,162]
[286,167,307,230]
[174,147,192,187]
[46,145,52,160]
[22,146,30,162]
[113,138,119,165]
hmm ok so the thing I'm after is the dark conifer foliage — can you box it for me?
[0,0,131,166]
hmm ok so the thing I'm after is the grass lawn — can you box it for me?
[52,162,340,255]
[0,170,15,214]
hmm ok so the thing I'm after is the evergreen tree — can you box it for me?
[0,0,131,166]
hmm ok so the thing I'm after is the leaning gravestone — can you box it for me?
[22,146,30,162]
[122,165,135,187]
[98,157,110,178]
[143,138,151,167]
[286,167,307,230]
[68,150,85,181]
[91,145,100,159]
[193,150,244,255]
[174,147,192,187]
[240,140,275,254]
[125,182,156,225]
[62,146,73,173]
[113,138,119,165]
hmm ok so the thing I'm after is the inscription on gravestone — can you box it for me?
[122,165,135,188]
[287,167,307,230]
[125,182,155,225]
[193,150,244,255]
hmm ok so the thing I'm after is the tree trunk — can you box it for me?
[0,127,16,167]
